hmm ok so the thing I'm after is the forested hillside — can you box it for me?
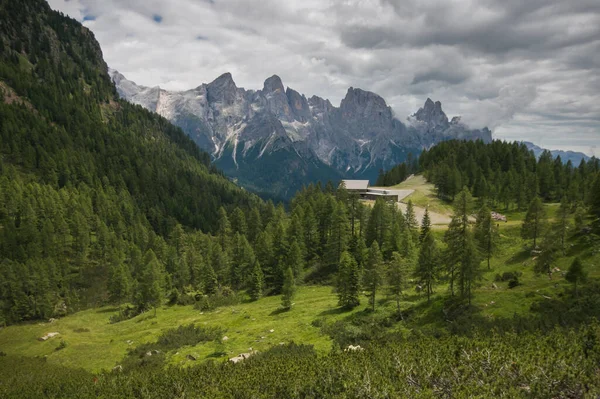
[0,0,259,323]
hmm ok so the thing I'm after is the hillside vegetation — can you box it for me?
[2,0,600,397]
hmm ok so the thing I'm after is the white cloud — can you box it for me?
[47,0,600,155]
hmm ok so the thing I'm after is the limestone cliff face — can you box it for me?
[110,69,492,197]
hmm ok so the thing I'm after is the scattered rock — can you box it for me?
[345,345,363,352]
[542,295,552,299]
[552,267,561,273]
[261,336,266,339]
[279,342,285,345]
[490,301,495,305]
[112,365,123,372]
[269,329,274,333]
[145,351,153,357]
[186,354,198,361]
[222,336,229,342]
[229,350,257,363]
[492,283,498,289]
[48,318,57,323]
[151,350,161,355]
[38,332,59,341]
[126,340,133,345]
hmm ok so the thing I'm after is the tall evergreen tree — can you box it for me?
[363,241,383,311]
[249,261,264,301]
[565,257,587,297]
[415,233,438,303]
[458,234,482,305]
[555,196,571,255]
[137,250,163,315]
[405,200,418,240]
[419,208,431,244]
[281,267,296,310]
[473,203,498,270]
[522,197,546,248]
[387,252,410,317]
[336,251,360,309]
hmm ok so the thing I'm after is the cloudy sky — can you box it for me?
[49,0,599,155]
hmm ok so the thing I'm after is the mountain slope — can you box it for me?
[523,141,591,165]
[0,0,259,320]
[111,70,492,197]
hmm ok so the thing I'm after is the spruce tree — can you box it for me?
[474,203,498,270]
[589,175,600,233]
[249,261,264,301]
[458,234,482,305]
[555,196,571,255]
[522,197,546,248]
[534,231,558,279]
[565,257,587,296]
[415,232,438,303]
[281,267,296,310]
[203,264,218,295]
[388,252,410,317]
[363,241,383,311]
[405,200,418,239]
[419,208,431,244]
[107,263,131,314]
[137,250,163,315]
[336,251,360,309]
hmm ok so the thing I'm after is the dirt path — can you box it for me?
[397,202,451,225]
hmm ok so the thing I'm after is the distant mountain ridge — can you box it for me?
[523,141,591,165]
[110,70,492,198]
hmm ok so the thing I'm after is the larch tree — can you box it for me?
[336,251,360,309]
[474,203,498,270]
[249,260,264,301]
[565,257,587,297]
[363,241,383,311]
[521,197,546,248]
[419,208,432,244]
[281,267,296,310]
[405,200,418,240]
[415,232,438,303]
[387,251,411,318]
[555,196,571,255]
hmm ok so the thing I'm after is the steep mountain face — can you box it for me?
[111,70,492,198]
[523,141,591,165]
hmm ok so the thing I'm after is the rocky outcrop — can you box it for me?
[110,70,493,198]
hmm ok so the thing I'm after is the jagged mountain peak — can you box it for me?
[415,97,448,126]
[263,75,285,94]
[207,72,238,105]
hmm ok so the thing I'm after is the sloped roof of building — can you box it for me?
[341,180,370,190]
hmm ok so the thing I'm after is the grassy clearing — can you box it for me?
[392,175,454,215]
[1,206,598,373]
[0,286,363,372]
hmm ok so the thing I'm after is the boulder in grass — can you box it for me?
[38,332,59,341]
[186,354,198,361]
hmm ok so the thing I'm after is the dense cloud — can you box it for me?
[48,0,599,155]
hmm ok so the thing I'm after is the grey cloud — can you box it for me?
[46,0,600,155]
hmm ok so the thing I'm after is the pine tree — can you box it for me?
[325,201,349,270]
[565,257,587,296]
[415,232,438,303]
[555,196,571,255]
[521,197,546,248]
[405,200,418,240]
[203,264,218,295]
[474,203,498,270]
[589,174,600,233]
[230,207,247,237]
[137,250,163,315]
[249,261,264,301]
[107,262,131,314]
[363,241,383,311]
[336,251,360,309]
[419,208,431,244]
[534,231,558,279]
[387,252,410,318]
[281,267,296,310]
[458,234,482,305]
[217,207,231,250]
[286,239,304,279]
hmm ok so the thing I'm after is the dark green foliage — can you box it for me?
[363,241,383,311]
[415,233,438,303]
[474,202,498,270]
[406,139,599,207]
[4,327,600,398]
[249,261,264,301]
[566,257,587,296]
[336,251,360,309]
[522,197,546,248]
[281,267,296,309]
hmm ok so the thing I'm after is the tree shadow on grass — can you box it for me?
[506,250,531,265]
[96,307,119,313]
[318,307,352,316]
[269,307,291,316]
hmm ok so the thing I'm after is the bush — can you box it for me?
[55,340,68,351]
[194,292,241,312]
[508,277,521,289]
[109,306,141,324]
[495,271,522,282]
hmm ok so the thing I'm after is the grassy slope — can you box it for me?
[0,286,363,372]
[1,176,598,373]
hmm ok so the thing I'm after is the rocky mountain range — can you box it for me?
[523,141,591,165]
[110,70,492,198]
